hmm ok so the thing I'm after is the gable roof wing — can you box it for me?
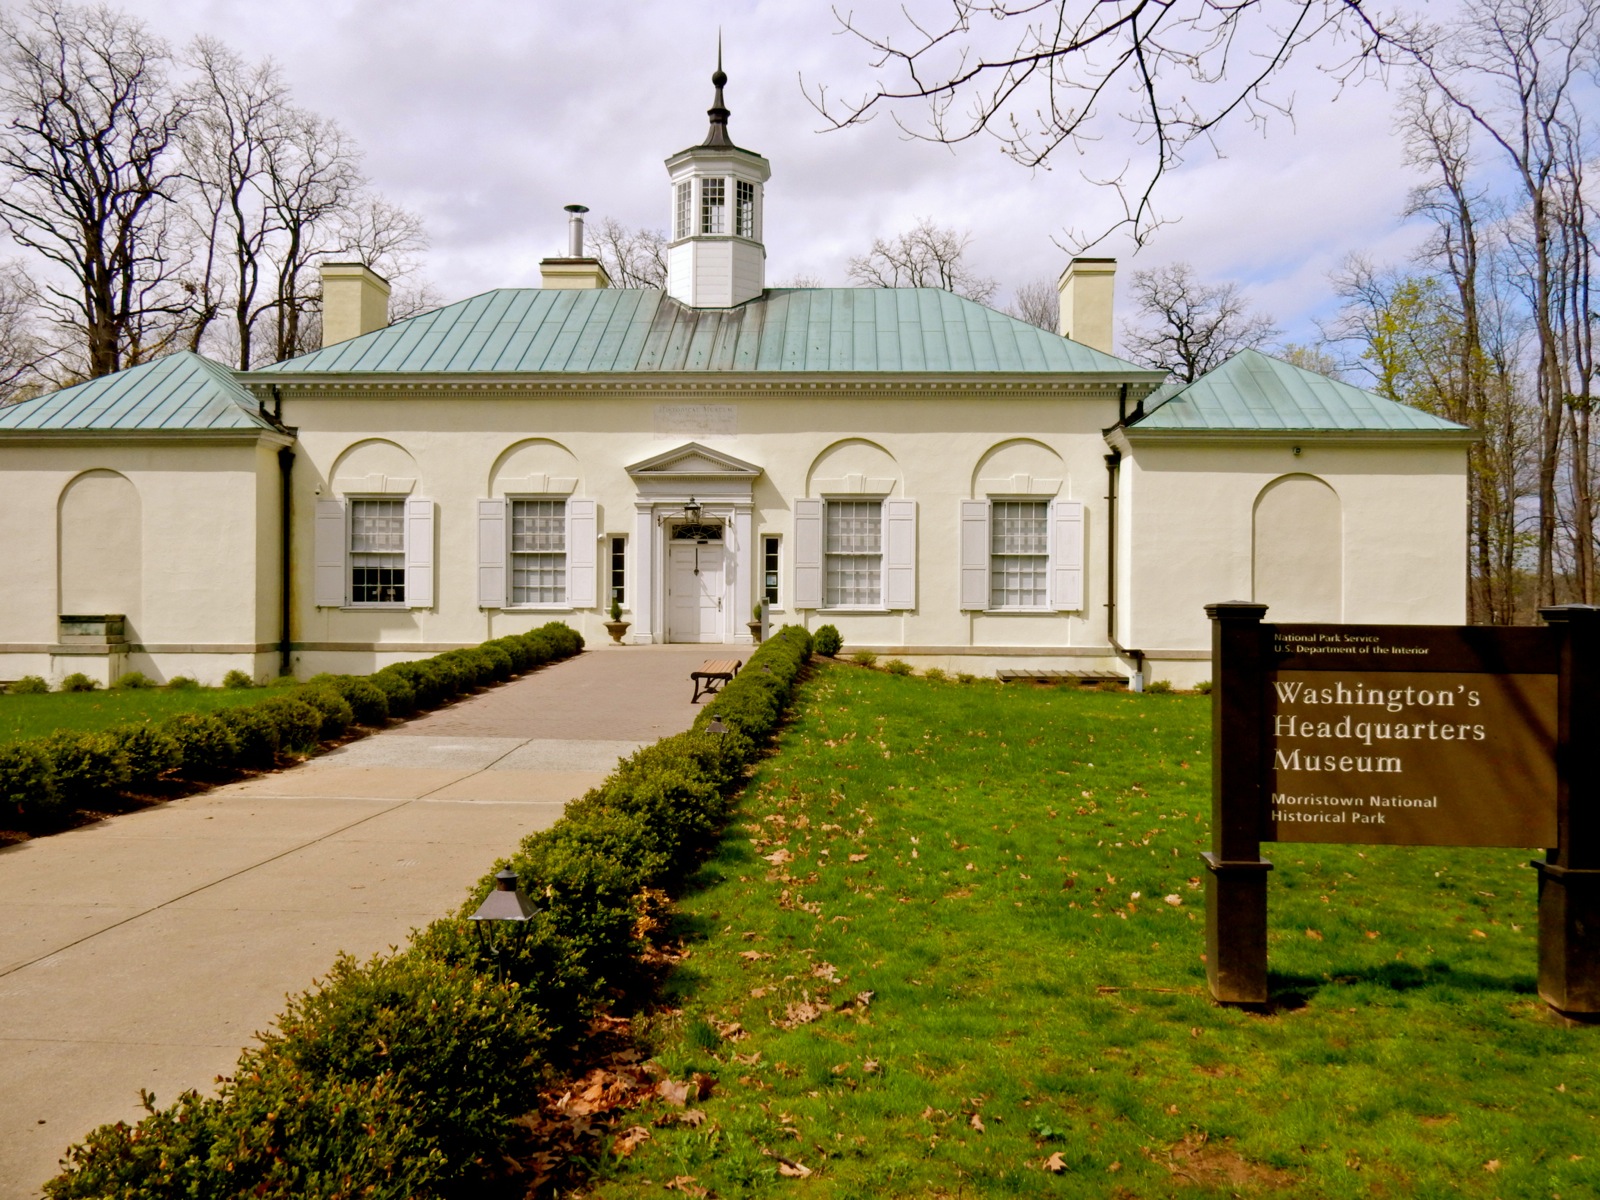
[1127,349,1473,434]
[0,351,279,433]
[252,288,1153,377]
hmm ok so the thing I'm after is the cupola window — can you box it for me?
[736,180,755,238]
[701,177,726,234]
[674,181,692,240]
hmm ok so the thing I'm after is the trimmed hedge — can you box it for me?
[48,625,812,1197]
[4,623,586,828]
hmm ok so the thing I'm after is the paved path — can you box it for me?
[0,643,721,1199]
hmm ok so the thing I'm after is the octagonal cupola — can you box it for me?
[664,52,771,309]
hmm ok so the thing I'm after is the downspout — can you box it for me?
[1105,383,1145,691]
[277,436,294,679]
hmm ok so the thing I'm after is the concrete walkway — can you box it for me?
[0,643,720,1199]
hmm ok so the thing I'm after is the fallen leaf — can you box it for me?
[863,1059,880,1073]
[739,950,771,961]
[677,1108,708,1127]
[965,862,976,871]
[1108,1160,1122,1172]
[664,1176,709,1197]
[969,1111,986,1133]
[1164,894,1183,906]
[848,853,869,863]
[1472,929,1488,938]
[762,1148,813,1178]
[763,849,793,866]
[656,1079,693,1107]
[1305,928,1324,941]
[1045,1151,1067,1173]
[1484,1159,1500,1173]
[613,1125,651,1157]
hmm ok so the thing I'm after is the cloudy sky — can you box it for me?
[112,0,1449,354]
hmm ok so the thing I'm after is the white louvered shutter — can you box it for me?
[883,499,917,610]
[477,499,507,609]
[405,497,435,608]
[566,498,597,607]
[959,500,989,610]
[314,499,347,607]
[792,498,823,609]
[1052,499,1085,611]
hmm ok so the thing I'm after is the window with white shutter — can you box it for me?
[477,499,507,609]
[792,499,823,609]
[1051,499,1085,611]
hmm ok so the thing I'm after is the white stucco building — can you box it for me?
[0,68,1474,689]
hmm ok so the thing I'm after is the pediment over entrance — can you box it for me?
[626,441,763,480]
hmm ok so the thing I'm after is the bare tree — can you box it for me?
[0,260,48,401]
[1404,0,1599,605]
[848,217,997,303]
[1276,342,1343,379]
[0,0,190,377]
[1006,277,1058,331]
[810,1,1395,247]
[592,217,667,289]
[1121,262,1278,381]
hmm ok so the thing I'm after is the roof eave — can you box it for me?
[240,369,1170,393]
[1110,426,1481,450]
[0,426,294,446]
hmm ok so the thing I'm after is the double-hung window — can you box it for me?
[792,498,917,611]
[315,495,434,609]
[349,499,406,604]
[989,501,1049,608]
[825,501,881,607]
[960,498,1084,612]
[475,497,597,610]
[510,499,565,605]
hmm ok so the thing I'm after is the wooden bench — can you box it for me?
[691,657,743,703]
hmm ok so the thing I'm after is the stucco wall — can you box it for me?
[280,387,1124,672]
[0,437,280,684]
[1121,436,1469,681]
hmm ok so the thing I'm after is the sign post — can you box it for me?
[1202,602,1272,1004]
[1535,606,1600,1013]
[1205,603,1598,1017]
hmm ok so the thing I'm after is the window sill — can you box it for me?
[981,607,1060,615]
[341,605,413,612]
[819,607,893,614]
[500,604,576,612]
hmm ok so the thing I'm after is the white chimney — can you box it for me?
[320,262,390,348]
[539,203,611,290]
[1057,258,1117,355]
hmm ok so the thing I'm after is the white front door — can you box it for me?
[667,543,725,642]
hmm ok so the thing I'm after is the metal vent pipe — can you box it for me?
[564,203,588,257]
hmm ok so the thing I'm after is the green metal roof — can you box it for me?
[254,288,1152,377]
[0,351,277,433]
[1129,349,1471,433]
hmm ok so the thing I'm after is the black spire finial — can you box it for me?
[703,35,733,149]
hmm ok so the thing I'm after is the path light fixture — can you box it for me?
[469,869,537,967]
[707,714,728,735]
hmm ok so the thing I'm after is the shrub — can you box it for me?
[165,675,200,691]
[885,658,912,676]
[213,705,283,770]
[1144,678,1174,694]
[111,671,156,690]
[8,674,49,694]
[955,672,977,684]
[43,732,131,806]
[111,725,180,788]
[923,667,947,681]
[0,740,58,821]
[367,670,417,718]
[251,696,325,752]
[813,624,843,657]
[294,685,355,740]
[222,669,255,689]
[269,673,299,687]
[850,649,878,668]
[165,714,240,778]
[310,674,390,726]
[1196,679,1214,695]
[59,672,99,692]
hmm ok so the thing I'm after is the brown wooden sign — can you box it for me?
[1203,604,1600,1018]
[1265,625,1558,847]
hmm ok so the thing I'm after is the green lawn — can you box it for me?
[0,688,283,745]
[590,662,1598,1199]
